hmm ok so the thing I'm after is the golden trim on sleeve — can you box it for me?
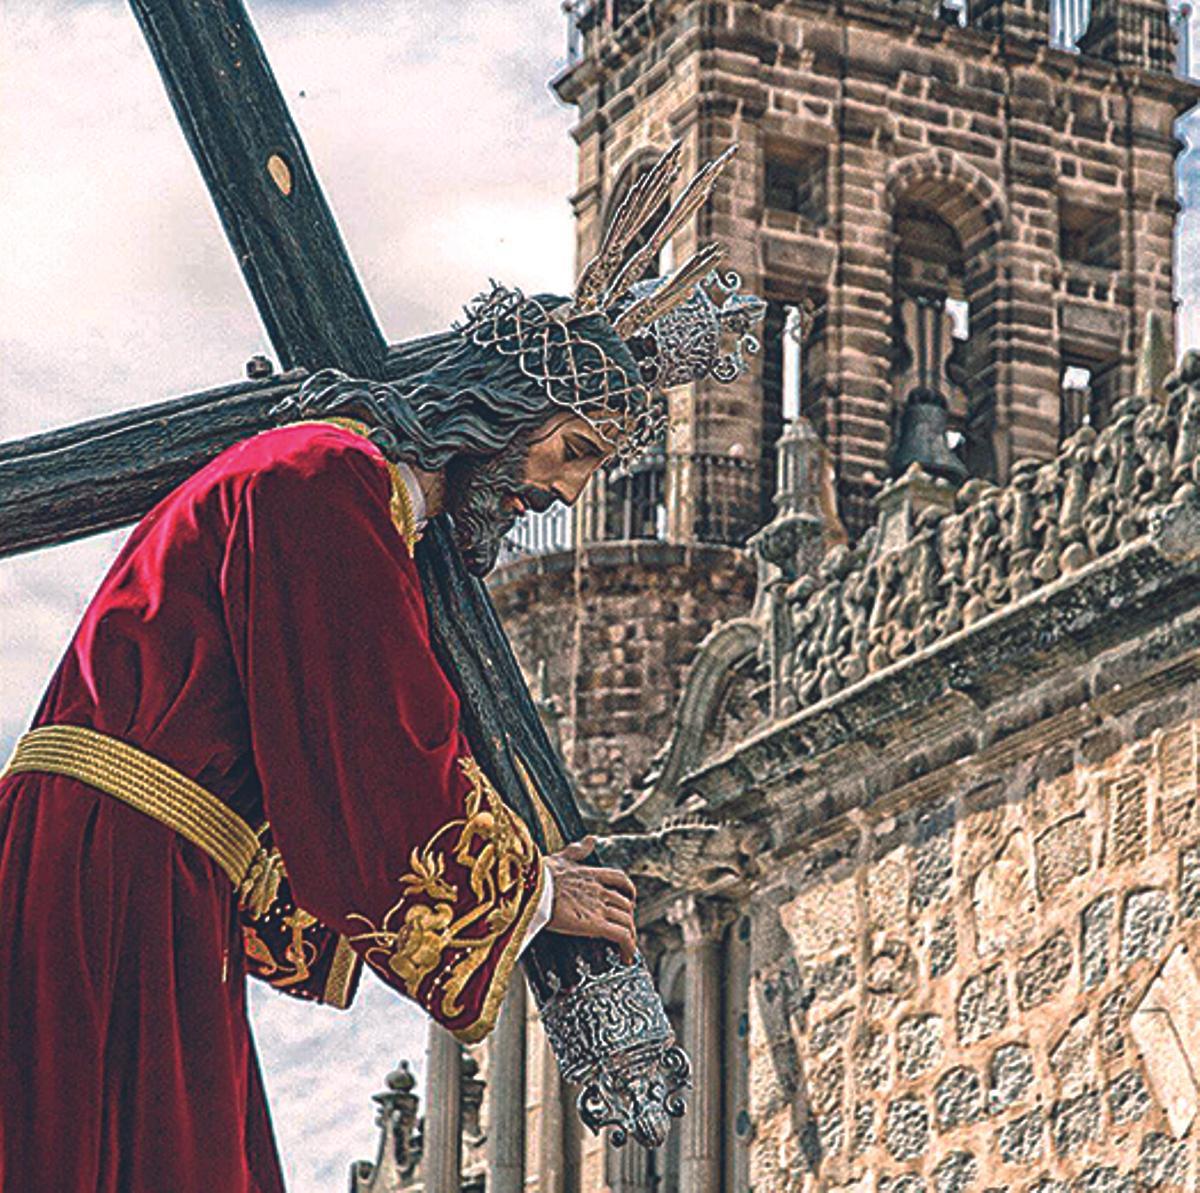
[323,935,362,1010]
[514,753,566,852]
[345,756,542,1035]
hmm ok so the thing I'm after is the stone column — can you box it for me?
[723,913,753,1193]
[486,979,527,1193]
[607,1133,653,1192]
[669,896,734,1193]
[538,1055,568,1193]
[423,1023,462,1193]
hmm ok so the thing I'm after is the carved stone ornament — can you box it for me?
[532,951,692,1147]
[777,352,1200,716]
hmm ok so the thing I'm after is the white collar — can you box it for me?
[394,460,428,534]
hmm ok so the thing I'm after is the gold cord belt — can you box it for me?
[1,724,264,890]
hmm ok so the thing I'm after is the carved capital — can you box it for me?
[667,895,738,947]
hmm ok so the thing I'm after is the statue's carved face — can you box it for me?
[514,411,614,510]
[445,411,615,576]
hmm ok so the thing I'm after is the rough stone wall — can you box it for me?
[746,690,1200,1191]
[490,542,755,813]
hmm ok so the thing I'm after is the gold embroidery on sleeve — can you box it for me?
[345,756,540,1020]
[238,823,286,918]
[323,935,361,1009]
[514,753,565,851]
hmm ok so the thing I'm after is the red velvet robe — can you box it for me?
[0,423,544,1192]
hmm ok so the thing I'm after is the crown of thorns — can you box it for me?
[456,142,765,463]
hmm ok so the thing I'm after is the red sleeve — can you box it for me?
[221,425,544,1042]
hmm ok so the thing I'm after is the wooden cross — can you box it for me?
[2,3,447,557]
[0,0,587,841]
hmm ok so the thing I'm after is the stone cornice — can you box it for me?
[680,501,1200,852]
[552,0,1200,119]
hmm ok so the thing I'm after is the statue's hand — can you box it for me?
[544,835,638,963]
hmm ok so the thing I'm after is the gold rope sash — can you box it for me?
[1,724,263,889]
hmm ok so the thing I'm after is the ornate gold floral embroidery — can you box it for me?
[346,756,539,1019]
[238,824,286,918]
[241,906,319,988]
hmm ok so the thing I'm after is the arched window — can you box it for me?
[891,201,971,468]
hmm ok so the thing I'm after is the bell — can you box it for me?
[890,386,968,485]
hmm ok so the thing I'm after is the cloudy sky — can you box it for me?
[0,2,1197,1189]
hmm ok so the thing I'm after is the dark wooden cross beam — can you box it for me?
[0,0,450,558]
[0,336,449,557]
[0,0,586,844]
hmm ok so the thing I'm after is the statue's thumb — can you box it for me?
[560,835,596,862]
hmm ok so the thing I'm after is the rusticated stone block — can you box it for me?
[912,805,955,911]
[1107,1067,1150,1125]
[879,1175,926,1193]
[1035,814,1091,896]
[852,1101,877,1151]
[1099,988,1128,1058]
[935,1066,985,1128]
[998,1107,1045,1165]
[1051,1090,1102,1154]
[870,845,910,928]
[973,832,1036,957]
[854,1026,891,1090]
[1120,888,1173,969]
[1049,1015,1095,1096]
[1017,933,1072,1009]
[929,913,957,977]
[812,1008,855,1052]
[1180,845,1200,920]
[933,1150,979,1193]
[885,1095,930,1160]
[1105,771,1148,866]
[817,1107,845,1154]
[1070,1167,1133,1193]
[898,1014,944,1081]
[989,1042,1035,1111]
[1138,1131,1187,1187]
[781,875,857,958]
[1081,894,1115,989]
[811,1052,846,1112]
[1157,723,1197,841]
[810,952,857,1003]
[958,964,1009,1044]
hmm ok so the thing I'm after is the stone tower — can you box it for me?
[490,0,1196,825]
[553,0,1194,537]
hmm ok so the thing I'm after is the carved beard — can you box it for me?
[445,431,538,577]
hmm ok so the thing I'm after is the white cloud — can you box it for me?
[249,978,429,1193]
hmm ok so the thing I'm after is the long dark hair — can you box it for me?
[289,294,640,473]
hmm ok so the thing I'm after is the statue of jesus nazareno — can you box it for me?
[0,143,759,1191]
